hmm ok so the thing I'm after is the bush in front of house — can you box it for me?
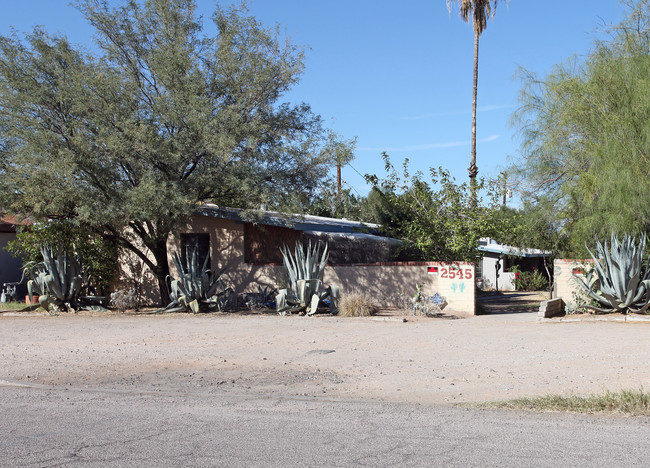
[339,290,379,317]
[514,269,549,291]
[110,288,138,313]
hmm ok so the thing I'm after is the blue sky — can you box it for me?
[0,1,628,202]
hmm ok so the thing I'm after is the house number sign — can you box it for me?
[439,267,473,280]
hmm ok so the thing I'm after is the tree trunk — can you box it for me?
[543,255,553,300]
[151,240,172,307]
[469,29,480,208]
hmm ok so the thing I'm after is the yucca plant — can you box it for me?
[21,246,105,312]
[573,234,650,314]
[276,241,339,316]
[160,250,234,313]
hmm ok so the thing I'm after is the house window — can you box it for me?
[181,233,210,268]
[244,223,302,264]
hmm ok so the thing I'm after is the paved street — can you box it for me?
[2,382,650,467]
[3,310,650,466]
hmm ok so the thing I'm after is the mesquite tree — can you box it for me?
[0,0,337,303]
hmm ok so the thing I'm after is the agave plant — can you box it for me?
[243,285,276,310]
[573,234,650,314]
[21,246,105,312]
[276,241,339,316]
[160,250,234,313]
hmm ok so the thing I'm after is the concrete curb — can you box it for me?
[538,314,650,323]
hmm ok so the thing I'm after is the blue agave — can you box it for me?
[276,241,339,316]
[573,234,650,314]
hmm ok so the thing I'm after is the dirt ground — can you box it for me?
[2,293,650,406]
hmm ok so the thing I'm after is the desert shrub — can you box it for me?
[239,285,276,311]
[339,290,379,317]
[391,293,414,312]
[514,270,548,291]
[391,287,447,316]
[412,284,447,316]
[110,289,138,313]
[414,300,444,317]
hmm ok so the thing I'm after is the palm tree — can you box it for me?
[447,0,503,205]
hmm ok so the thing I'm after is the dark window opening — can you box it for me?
[181,233,210,269]
[244,223,302,264]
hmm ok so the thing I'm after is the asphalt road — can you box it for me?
[2,382,650,467]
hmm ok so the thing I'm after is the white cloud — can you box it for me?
[359,134,500,152]
[400,104,513,121]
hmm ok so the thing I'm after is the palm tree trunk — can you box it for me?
[469,28,480,207]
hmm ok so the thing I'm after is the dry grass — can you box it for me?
[338,290,379,317]
[471,388,650,416]
[0,301,40,312]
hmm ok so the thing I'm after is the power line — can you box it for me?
[346,162,366,180]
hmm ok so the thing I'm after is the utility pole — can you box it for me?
[337,160,342,202]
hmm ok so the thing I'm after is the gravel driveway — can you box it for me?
[2,305,649,405]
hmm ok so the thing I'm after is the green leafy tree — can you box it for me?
[495,200,569,296]
[306,185,366,221]
[323,130,356,203]
[8,221,117,296]
[365,153,508,262]
[510,1,650,253]
[0,0,337,303]
[447,0,505,205]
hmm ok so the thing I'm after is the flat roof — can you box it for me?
[196,204,380,234]
[478,237,550,258]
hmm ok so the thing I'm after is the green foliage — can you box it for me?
[413,285,448,316]
[475,388,650,416]
[303,185,368,221]
[161,251,234,313]
[564,285,594,315]
[276,242,339,316]
[22,246,106,312]
[573,234,650,314]
[364,153,510,262]
[0,0,339,303]
[0,301,34,312]
[7,221,117,295]
[510,1,650,251]
[496,201,566,256]
[513,270,548,292]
